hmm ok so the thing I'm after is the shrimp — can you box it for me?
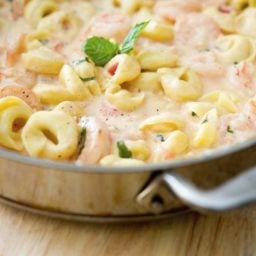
[153,0,202,22]
[174,13,221,50]
[5,32,25,67]
[77,117,112,165]
[11,0,28,20]
[0,85,42,110]
[181,51,226,77]
[228,62,256,95]
[0,68,36,89]
[80,11,131,42]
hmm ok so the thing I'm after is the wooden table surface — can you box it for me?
[0,204,255,256]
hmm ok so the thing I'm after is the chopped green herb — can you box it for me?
[78,128,87,155]
[192,111,198,117]
[83,37,119,67]
[117,141,132,158]
[156,134,165,142]
[202,118,208,124]
[120,20,150,54]
[227,125,234,134]
[79,76,96,82]
[233,61,239,65]
[39,39,49,45]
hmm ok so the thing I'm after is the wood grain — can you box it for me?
[0,204,255,256]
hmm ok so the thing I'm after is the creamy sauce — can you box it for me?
[1,0,256,165]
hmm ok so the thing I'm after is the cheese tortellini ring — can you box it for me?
[37,11,81,41]
[22,47,65,75]
[142,20,174,42]
[106,83,144,111]
[54,101,85,117]
[100,155,145,166]
[73,61,101,96]
[114,0,140,14]
[137,49,178,71]
[113,0,153,14]
[114,140,150,161]
[204,7,236,33]
[22,111,79,160]
[25,30,50,51]
[0,96,33,151]
[200,91,239,114]
[139,112,184,133]
[25,0,58,27]
[59,65,92,100]
[186,102,215,118]
[163,131,189,155]
[127,72,161,91]
[106,54,141,84]
[192,109,218,148]
[160,68,203,102]
[236,8,256,38]
[214,35,256,64]
[229,0,256,9]
[33,84,74,105]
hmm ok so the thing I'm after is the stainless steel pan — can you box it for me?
[0,137,256,222]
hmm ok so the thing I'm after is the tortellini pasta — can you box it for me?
[139,112,184,133]
[137,49,178,71]
[114,140,150,161]
[112,0,154,14]
[126,72,161,91]
[37,10,81,41]
[25,0,58,27]
[214,35,256,64]
[186,102,215,118]
[73,61,101,96]
[0,97,33,151]
[142,20,173,42]
[25,30,51,51]
[59,64,93,100]
[22,111,79,160]
[106,54,141,84]
[106,83,144,111]
[229,0,256,9]
[200,91,239,114]
[160,67,203,102]
[22,47,65,75]
[192,109,218,148]
[163,131,189,155]
[33,84,74,105]
[236,8,256,38]
[204,7,236,33]
[3,0,256,166]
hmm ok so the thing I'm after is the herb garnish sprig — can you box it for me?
[83,21,150,67]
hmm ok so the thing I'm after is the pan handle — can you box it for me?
[136,167,256,213]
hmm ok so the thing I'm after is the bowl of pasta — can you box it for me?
[0,0,256,222]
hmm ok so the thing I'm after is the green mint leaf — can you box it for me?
[120,20,150,54]
[78,128,87,155]
[83,37,119,67]
[117,141,132,158]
